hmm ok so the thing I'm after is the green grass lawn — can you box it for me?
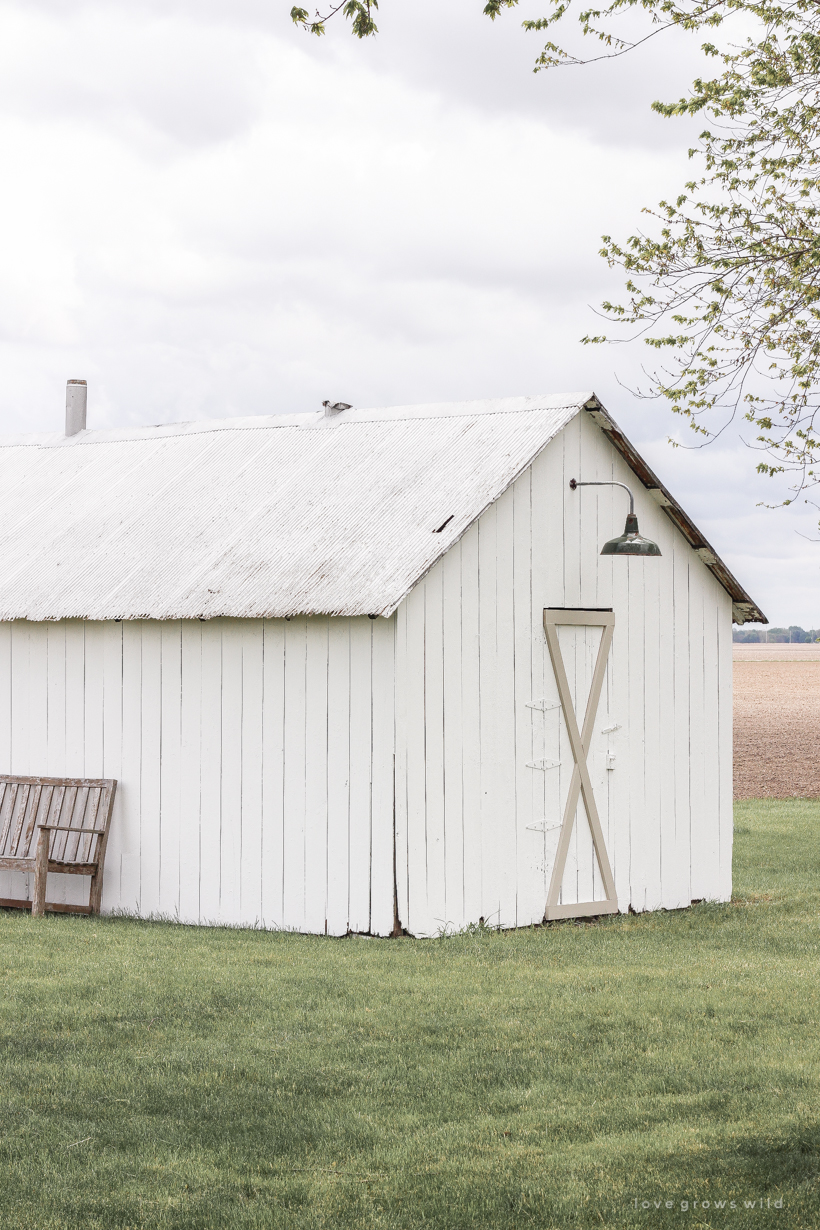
[1,801,819,1229]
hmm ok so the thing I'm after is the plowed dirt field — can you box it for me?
[734,647,820,798]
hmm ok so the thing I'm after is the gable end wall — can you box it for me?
[394,411,733,935]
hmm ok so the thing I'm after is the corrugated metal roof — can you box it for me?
[0,392,765,623]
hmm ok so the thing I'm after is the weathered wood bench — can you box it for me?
[0,776,117,916]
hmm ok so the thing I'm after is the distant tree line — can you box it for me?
[733,626,820,643]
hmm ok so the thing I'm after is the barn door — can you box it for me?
[542,609,618,920]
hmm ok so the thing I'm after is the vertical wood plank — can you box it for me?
[11,621,30,776]
[198,619,223,922]
[326,618,351,935]
[100,621,125,911]
[687,571,707,902]
[578,416,601,610]
[370,614,396,936]
[586,420,616,903]
[530,442,565,912]
[47,621,87,908]
[403,583,427,934]
[393,600,410,930]
[179,621,203,924]
[577,627,600,904]
[304,617,329,934]
[28,622,49,780]
[716,593,733,901]
[512,468,541,926]
[0,623,12,778]
[422,563,446,934]
[261,619,286,930]
[459,522,482,928]
[28,625,62,904]
[493,485,518,928]
[64,621,85,777]
[84,623,105,777]
[240,619,265,926]
[46,624,67,778]
[626,552,647,911]
[282,617,307,931]
[477,503,500,927]
[557,428,578,911]
[220,619,243,924]
[656,508,681,910]
[159,622,182,917]
[348,619,374,933]
[556,623,579,905]
[562,416,583,608]
[641,516,663,912]
[119,621,144,913]
[0,629,21,900]
[442,542,465,932]
[698,568,722,901]
[672,539,692,909]
[139,621,162,917]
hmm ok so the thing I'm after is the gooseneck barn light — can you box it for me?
[569,478,662,557]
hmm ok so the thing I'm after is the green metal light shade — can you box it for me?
[569,478,662,557]
[600,512,662,556]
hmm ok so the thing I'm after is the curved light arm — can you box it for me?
[569,478,634,516]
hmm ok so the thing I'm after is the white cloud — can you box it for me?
[0,0,811,623]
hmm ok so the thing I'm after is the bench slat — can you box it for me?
[11,784,29,858]
[51,786,78,864]
[47,785,67,860]
[67,786,87,864]
[20,783,43,860]
[0,782,18,857]
[49,785,68,863]
[11,784,31,857]
[82,788,104,864]
[0,781,12,855]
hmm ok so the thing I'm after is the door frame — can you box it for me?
[542,608,619,920]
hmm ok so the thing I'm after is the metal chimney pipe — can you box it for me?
[65,380,87,436]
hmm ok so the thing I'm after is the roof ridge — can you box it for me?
[0,392,594,449]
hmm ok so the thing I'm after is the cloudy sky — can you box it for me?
[0,0,815,627]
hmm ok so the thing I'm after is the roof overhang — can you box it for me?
[584,397,766,625]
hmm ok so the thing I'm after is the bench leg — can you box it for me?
[88,868,104,915]
[32,828,48,918]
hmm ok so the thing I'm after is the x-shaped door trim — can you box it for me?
[542,608,618,920]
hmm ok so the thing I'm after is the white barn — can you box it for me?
[0,392,764,935]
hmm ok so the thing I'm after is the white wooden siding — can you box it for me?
[395,411,733,936]
[0,616,396,933]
